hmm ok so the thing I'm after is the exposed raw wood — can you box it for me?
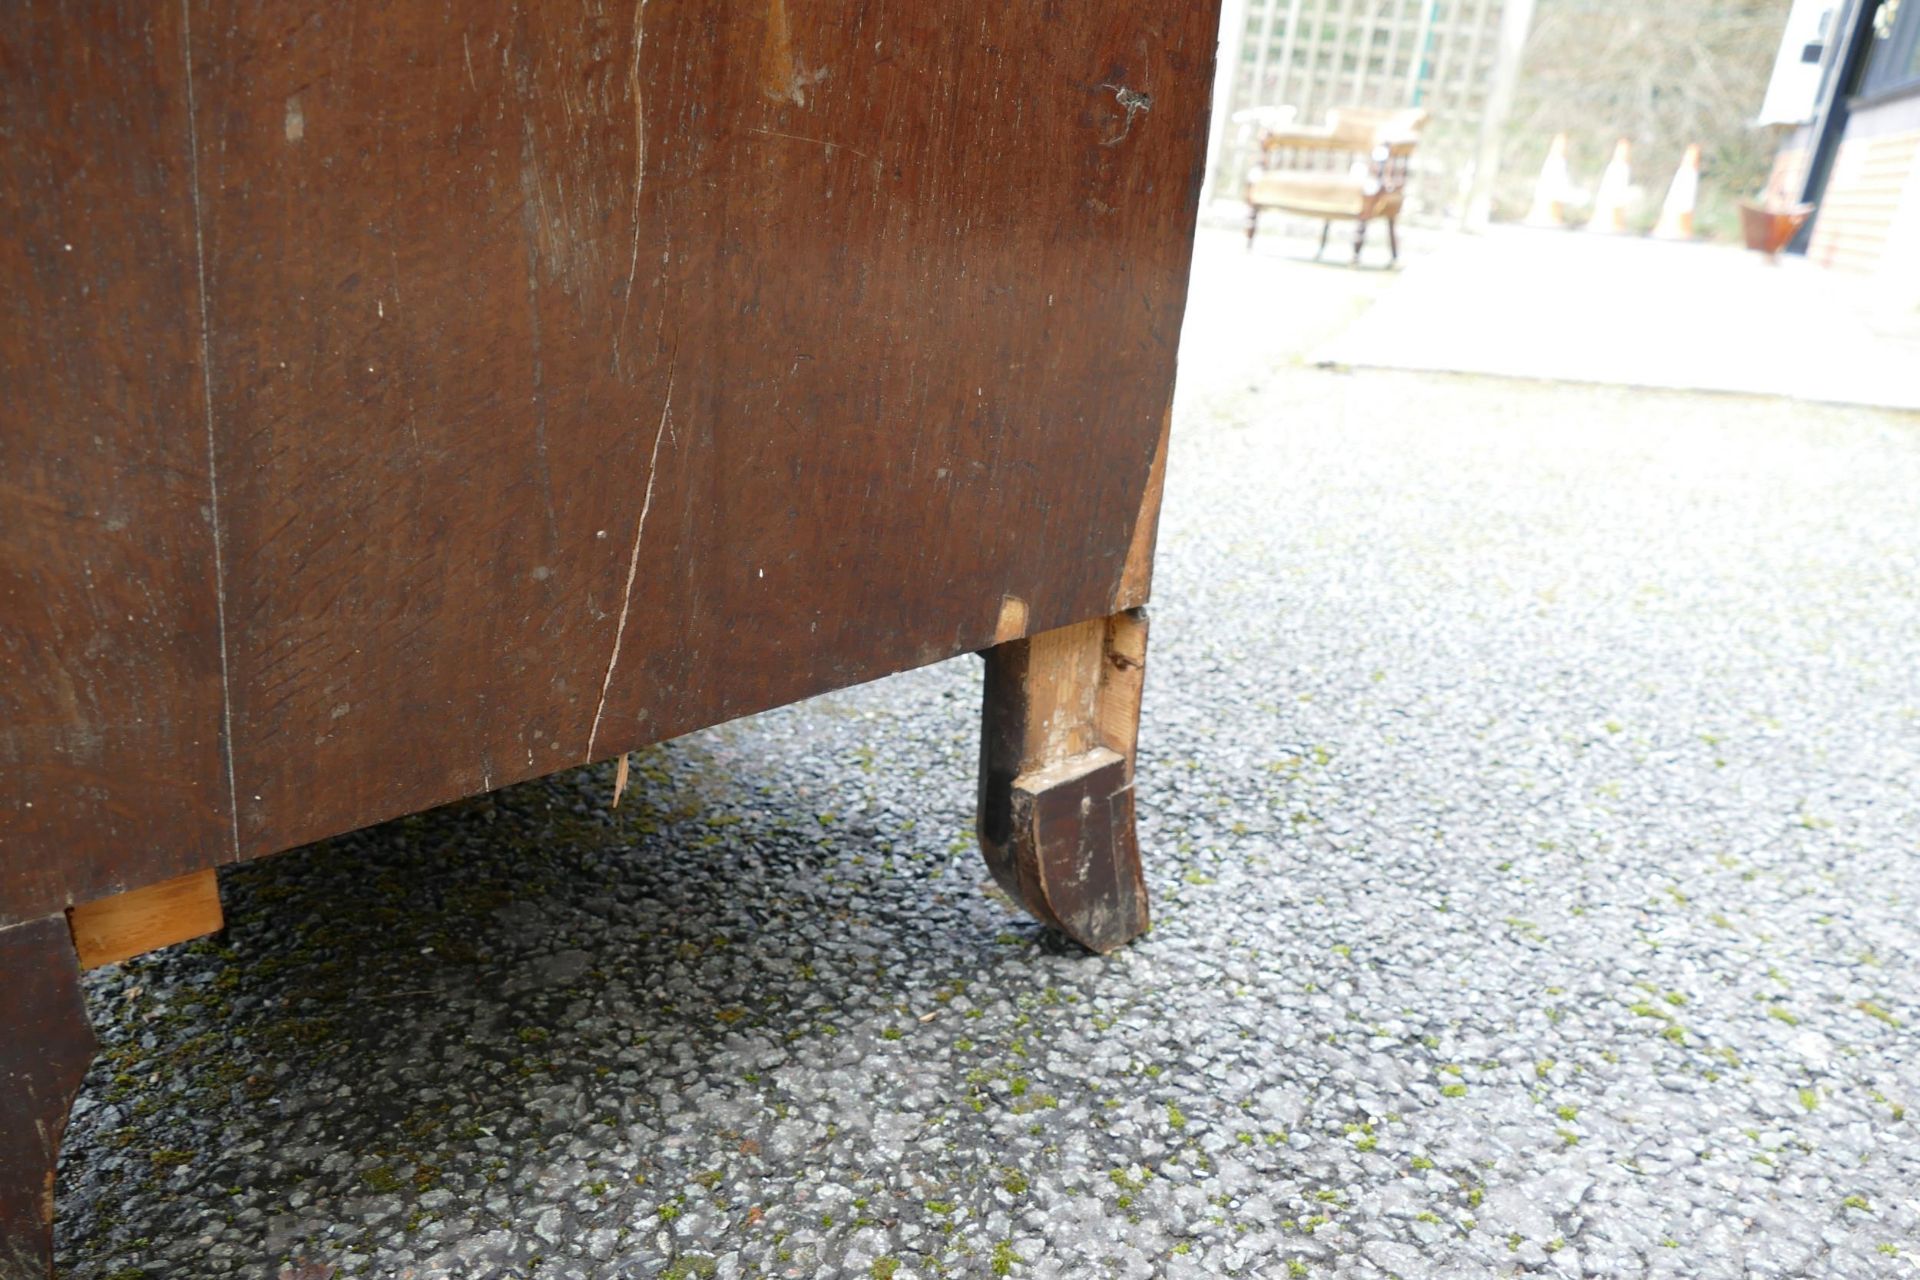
[1095,610,1150,779]
[611,752,632,809]
[67,869,223,971]
[1014,618,1105,763]
[1115,407,1173,610]
[993,596,1031,645]
[978,611,1152,953]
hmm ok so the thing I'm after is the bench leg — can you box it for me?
[1388,217,1400,265]
[1245,202,1259,250]
[1317,221,1331,259]
[1353,216,1368,265]
[0,916,96,1280]
[977,610,1151,953]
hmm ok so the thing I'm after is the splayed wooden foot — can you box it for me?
[977,610,1151,953]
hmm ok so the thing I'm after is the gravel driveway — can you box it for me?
[56,233,1920,1279]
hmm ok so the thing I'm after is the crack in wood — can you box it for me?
[180,0,241,859]
[585,349,676,763]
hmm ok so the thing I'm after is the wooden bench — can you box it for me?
[1243,106,1429,264]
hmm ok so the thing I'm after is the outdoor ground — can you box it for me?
[55,226,1920,1279]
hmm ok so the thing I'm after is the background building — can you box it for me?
[1762,0,1920,294]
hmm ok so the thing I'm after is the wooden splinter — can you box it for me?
[977,609,1150,953]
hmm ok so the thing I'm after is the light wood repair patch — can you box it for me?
[994,595,1030,644]
[68,869,223,970]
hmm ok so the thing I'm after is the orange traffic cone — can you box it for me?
[1525,133,1573,227]
[1587,139,1632,234]
[1652,144,1701,240]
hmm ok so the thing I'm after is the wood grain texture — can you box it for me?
[1095,609,1150,776]
[0,3,234,925]
[1015,618,1107,765]
[68,868,224,971]
[1114,407,1173,611]
[0,917,97,1280]
[977,610,1152,952]
[2,0,1218,922]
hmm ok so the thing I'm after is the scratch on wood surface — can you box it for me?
[462,31,478,91]
[746,126,876,166]
[180,0,242,859]
[1098,83,1153,147]
[517,167,562,554]
[585,349,675,762]
[612,0,649,379]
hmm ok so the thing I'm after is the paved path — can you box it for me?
[57,231,1920,1279]
[1313,227,1920,411]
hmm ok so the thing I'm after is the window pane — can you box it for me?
[1861,0,1920,91]
[1861,0,1906,90]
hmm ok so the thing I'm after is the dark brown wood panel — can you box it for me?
[195,0,1217,857]
[0,917,98,1279]
[1,4,232,926]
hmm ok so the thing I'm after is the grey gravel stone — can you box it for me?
[50,233,1920,1278]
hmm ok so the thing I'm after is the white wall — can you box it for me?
[1758,0,1842,127]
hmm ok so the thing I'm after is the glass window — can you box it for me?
[1861,0,1920,94]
